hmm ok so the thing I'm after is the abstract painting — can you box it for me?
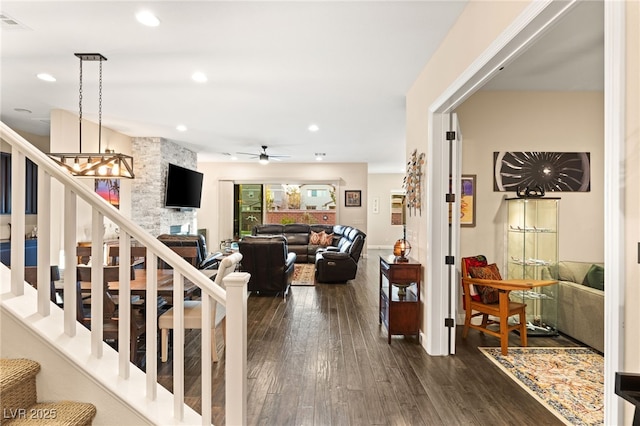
[493,152,590,192]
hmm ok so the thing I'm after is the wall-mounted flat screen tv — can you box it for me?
[164,163,204,209]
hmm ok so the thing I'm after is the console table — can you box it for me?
[379,255,421,344]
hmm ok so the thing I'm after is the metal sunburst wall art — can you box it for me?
[403,149,426,216]
[493,151,591,194]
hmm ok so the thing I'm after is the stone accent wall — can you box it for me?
[131,137,198,237]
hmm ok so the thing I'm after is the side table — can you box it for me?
[379,255,421,344]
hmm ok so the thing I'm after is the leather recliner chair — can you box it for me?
[238,235,296,297]
[315,227,366,283]
[157,234,222,270]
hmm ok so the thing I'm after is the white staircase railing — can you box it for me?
[0,121,248,425]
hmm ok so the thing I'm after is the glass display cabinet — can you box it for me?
[505,197,559,336]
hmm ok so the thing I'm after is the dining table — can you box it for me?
[76,268,202,300]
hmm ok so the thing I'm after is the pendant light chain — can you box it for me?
[78,56,83,152]
[98,57,103,153]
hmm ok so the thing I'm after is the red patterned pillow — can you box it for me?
[320,232,334,246]
[468,263,502,304]
[463,255,487,302]
[310,231,323,245]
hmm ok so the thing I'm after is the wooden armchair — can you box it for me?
[461,255,529,355]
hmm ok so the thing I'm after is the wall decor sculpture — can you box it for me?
[493,151,590,192]
[403,149,425,216]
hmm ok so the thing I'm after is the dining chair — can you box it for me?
[24,265,61,305]
[76,245,92,265]
[108,245,147,268]
[158,252,242,363]
[76,265,146,364]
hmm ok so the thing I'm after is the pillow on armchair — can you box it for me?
[468,263,502,304]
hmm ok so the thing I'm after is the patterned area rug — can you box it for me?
[479,347,603,425]
[292,264,315,286]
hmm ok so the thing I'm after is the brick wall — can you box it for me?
[265,210,336,225]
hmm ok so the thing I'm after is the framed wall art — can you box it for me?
[493,151,591,192]
[344,190,362,207]
[460,174,476,227]
[95,178,120,209]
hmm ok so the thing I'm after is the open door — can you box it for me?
[446,113,462,355]
[423,112,461,356]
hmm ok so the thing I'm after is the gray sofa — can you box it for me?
[543,261,604,353]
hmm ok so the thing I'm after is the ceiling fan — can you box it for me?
[236,145,290,164]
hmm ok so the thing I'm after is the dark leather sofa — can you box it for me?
[315,225,366,283]
[251,223,366,283]
[156,234,222,270]
[238,235,296,296]
[252,223,359,263]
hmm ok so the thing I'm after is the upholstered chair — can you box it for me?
[238,235,296,297]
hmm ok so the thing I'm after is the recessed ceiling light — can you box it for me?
[136,11,160,27]
[308,124,319,132]
[176,124,187,132]
[36,73,56,82]
[191,72,207,83]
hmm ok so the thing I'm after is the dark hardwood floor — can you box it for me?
[158,249,579,425]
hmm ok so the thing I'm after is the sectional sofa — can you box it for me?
[251,223,366,283]
[543,260,604,353]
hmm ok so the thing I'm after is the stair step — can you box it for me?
[1,359,96,426]
[2,401,97,426]
[0,359,40,390]
[1,359,40,413]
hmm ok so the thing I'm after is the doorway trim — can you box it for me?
[423,0,623,424]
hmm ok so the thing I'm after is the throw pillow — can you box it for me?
[463,255,488,302]
[309,230,323,245]
[468,263,502,304]
[320,232,334,247]
[583,264,605,291]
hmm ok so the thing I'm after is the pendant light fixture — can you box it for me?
[48,53,134,178]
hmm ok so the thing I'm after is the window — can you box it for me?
[0,152,38,215]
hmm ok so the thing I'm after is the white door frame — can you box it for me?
[423,1,624,424]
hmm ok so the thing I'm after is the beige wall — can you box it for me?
[367,173,405,248]
[406,0,529,350]
[406,0,529,262]
[197,161,368,249]
[455,91,604,266]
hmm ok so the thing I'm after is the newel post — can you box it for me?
[223,271,250,426]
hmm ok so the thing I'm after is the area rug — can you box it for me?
[479,347,603,425]
[291,264,315,286]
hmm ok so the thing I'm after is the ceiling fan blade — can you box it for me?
[270,154,291,159]
[236,152,259,157]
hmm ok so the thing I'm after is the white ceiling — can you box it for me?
[0,1,602,174]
